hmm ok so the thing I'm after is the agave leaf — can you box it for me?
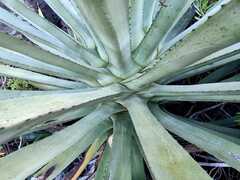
[71,130,110,179]
[191,42,240,66]
[223,73,240,82]
[1,0,105,67]
[162,5,195,44]
[123,96,210,180]
[74,0,140,78]
[0,89,88,101]
[0,47,93,84]
[0,90,46,100]
[211,117,240,128]
[0,85,126,143]
[0,6,60,48]
[25,34,90,66]
[153,109,240,140]
[199,60,240,83]
[0,64,87,89]
[127,0,240,89]
[129,0,145,50]
[43,0,95,50]
[109,113,133,180]
[133,0,194,66]
[143,0,157,32]
[0,32,109,85]
[65,0,109,62]
[28,82,62,90]
[95,144,111,180]
[142,82,240,102]
[159,43,240,84]
[0,105,96,144]
[0,56,85,83]
[32,106,97,131]
[0,104,120,179]
[37,129,111,180]
[131,135,146,180]
[151,105,240,171]
[160,0,232,54]
[193,121,240,139]
[0,88,99,100]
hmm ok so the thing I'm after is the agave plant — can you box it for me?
[0,0,240,179]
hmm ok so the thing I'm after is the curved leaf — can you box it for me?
[34,125,111,180]
[0,85,126,143]
[127,0,240,89]
[110,113,133,180]
[133,0,194,66]
[1,0,104,67]
[0,104,120,179]
[199,60,240,83]
[0,32,109,85]
[43,0,95,49]
[0,64,86,89]
[160,43,240,84]
[151,106,240,171]
[71,130,110,180]
[74,0,140,78]
[95,144,111,180]
[142,82,240,102]
[129,0,145,50]
[131,135,146,180]
[123,96,210,180]
[143,0,157,32]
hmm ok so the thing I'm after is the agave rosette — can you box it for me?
[0,0,240,179]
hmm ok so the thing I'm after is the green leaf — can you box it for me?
[33,124,111,179]
[193,121,240,139]
[0,92,95,141]
[64,0,109,61]
[0,6,57,42]
[0,32,109,86]
[0,55,84,83]
[159,43,240,84]
[0,64,86,89]
[110,113,133,180]
[127,0,240,90]
[0,85,126,143]
[0,88,100,101]
[72,130,110,180]
[223,73,240,82]
[160,0,231,54]
[123,96,210,180]
[131,134,146,180]
[163,6,195,44]
[32,106,97,132]
[74,0,140,78]
[43,0,95,49]
[199,60,240,83]
[133,0,194,66]
[151,105,240,171]
[0,0,105,68]
[95,144,111,180]
[129,0,145,50]
[0,89,81,101]
[0,6,63,53]
[142,82,240,102]
[0,84,124,129]
[1,0,105,68]
[143,0,157,32]
[0,104,120,179]
[211,117,240,127]
[28,82,62,90]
